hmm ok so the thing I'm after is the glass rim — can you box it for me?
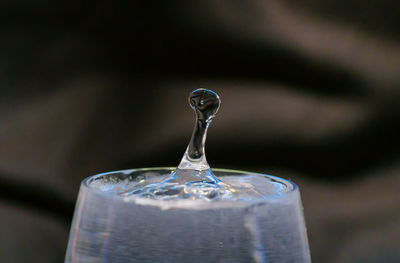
[82,167,298,201]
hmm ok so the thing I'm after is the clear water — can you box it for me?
[65,89,311,263]
[67,169,310,263]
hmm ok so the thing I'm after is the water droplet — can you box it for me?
[128,88,231,199]
[176,89,220,174]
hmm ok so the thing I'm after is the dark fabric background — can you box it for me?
[1,1,400,262]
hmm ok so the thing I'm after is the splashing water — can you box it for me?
[128,89,234,200]
[89,89,290,201]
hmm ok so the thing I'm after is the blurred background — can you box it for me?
[1,1,400,262]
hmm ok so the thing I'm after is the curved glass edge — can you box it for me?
[82,167,298,200]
